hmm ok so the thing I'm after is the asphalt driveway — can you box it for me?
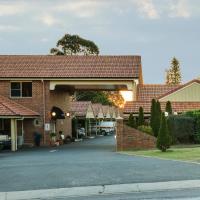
[1,135,200,192]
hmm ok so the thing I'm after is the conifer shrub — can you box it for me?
[157,112,171,152]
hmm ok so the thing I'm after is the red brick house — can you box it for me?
[124,79,200,118]
[0,55,141,150]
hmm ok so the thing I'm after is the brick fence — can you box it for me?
[116,118,156,151]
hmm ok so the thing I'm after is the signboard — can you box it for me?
[45,123,50,131]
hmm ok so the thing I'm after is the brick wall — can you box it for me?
[116,119,156,151]
[0,80,72,145]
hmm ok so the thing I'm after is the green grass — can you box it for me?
[123,146,200,163]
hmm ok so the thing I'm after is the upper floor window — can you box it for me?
[10,82,32,97]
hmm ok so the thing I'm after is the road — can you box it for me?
[1,135,200,192]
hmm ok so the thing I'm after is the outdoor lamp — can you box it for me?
[51,112,56,117]
[66,112,70,117]
[164,112,169,117]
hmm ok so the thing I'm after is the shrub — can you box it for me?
[137,125,153,136]
[127,113,136,128]
[138,107,144,127]
[152,101,161,137]
[185,110,200,143]
[168,115,195,144]
[165,101,173,115]
[157,112,171,152]
[150,99,156,134]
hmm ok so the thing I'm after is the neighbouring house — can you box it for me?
[124,79,200,119]
[0,55,141,150]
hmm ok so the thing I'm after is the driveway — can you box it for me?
[1,135,200,192]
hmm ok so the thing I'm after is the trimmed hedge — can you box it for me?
[185,110,200,143]
[168,115,195,144]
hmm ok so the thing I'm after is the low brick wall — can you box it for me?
[116,119,156,151]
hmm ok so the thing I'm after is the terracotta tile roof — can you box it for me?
[91,103,102,117]
[137,84,179,101]
[0,95,39,117]
[102,105,110,116]
[158,79,200,100]
[71,101,92,117]
[0,55,141,79]
[124,101,200,114]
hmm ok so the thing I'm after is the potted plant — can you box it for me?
[50,132,57,145]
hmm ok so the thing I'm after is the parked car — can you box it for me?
[0,133,11,149]
[77,128,86,138]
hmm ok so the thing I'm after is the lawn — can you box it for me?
[123,146,200,163]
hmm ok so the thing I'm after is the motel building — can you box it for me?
[0,55,141,151]
[0,55,200,152]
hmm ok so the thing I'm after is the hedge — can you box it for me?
[168,115,195,144]
[185,110,200,143]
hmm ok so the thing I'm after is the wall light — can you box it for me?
[51,112,56,117]
[66,112,70,117]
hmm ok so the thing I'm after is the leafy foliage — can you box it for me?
[127,113,137,128]
[157,112,171,152]
[168,115,195,144]
[75,91,112,105]
[137,125,153,136]
[138,107,144,126]
[185,110,200,143]
[50,34,99,55]
[166,57,182,85]
[151,100,161,137]
[150,99,156,130]
[165,101,173,115]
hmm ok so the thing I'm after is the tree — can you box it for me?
[50,34,99,55]
[165,101,173,115]
[138,107,144,126]
[75,91,112,105]
[154,101,162,137]
[106,91,125,108]
[127,113,136,128]
[150,99,161,137]
[157,112,171,152]
[150,99,156,130]
[165,57,182,85]
[51,33,121,106]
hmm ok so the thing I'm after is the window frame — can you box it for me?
[10,81,33,98]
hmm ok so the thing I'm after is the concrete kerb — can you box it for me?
[1,180,200,200]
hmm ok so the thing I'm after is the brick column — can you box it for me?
[116,118,124,151]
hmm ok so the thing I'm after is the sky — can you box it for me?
[0,0,199,84]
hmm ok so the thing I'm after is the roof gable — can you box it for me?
[137,84,179,101]
[0,95,39,117]
[159,80,200,102]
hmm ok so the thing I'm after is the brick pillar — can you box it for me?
[116,118,124,151]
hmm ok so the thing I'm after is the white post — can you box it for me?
[11,118,17,151]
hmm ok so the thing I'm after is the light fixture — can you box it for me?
[66,112,70,117]
[51,112,56,117]
[164,112,169,117]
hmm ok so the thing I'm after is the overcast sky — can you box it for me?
[0,0,199,83]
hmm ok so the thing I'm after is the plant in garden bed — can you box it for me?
[50,132,57,144]
[137,125,153,136]
[127,113,137,128]
[157,112,171,152]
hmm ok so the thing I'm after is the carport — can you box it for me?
[0,95,39,151]
[71,101,95,138]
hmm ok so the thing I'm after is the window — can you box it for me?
[11,82,32,97]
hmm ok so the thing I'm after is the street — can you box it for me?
[1,135,200,193]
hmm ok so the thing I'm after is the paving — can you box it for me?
[1,135,200,193]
